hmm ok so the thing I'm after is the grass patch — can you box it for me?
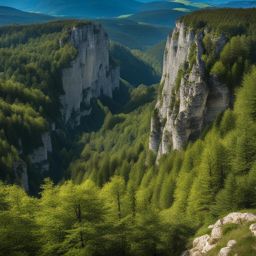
[208,224,256,256]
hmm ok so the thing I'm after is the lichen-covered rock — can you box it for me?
[149,22,229,158]
[61,24,120,123]
[216,212,256,226]
[209,212,256,244]
[189,235,216,255]
[186,212,256,256]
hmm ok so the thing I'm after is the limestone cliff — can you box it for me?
[24,23,119,187]
[149,22,230,158]
[61,24,120,123]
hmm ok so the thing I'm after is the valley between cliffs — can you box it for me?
[1,8,256,256]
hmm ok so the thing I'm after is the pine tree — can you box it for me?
[159,172,176,209]
[102,176,126,220]
[186,166,213,225]
[0,184,39,255]
[219,109,236,136]
[151,167,166,208]
[169,170,194,224]
[211,174,237,216]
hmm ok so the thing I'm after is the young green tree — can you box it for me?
[37,179,108,255]
[0,183,39,255]
[102,176,126,220]
[211,174,237,216]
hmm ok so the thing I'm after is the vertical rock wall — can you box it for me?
[150,22,229,159]
[23,23,120,189]
[61,24,120,123]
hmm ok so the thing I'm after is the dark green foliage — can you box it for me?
[110,42,160,86]
[1,9,256,256]
[101,19,169,50]
[0,20,88,184]
[69,99,154,186]
[181,9,256,36]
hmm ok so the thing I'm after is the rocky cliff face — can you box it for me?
[149,22,230,158]
[23,23,119,188]
[61,24,120,123]
[29,132,52,172]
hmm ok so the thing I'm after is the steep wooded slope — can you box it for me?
[0,21,119,191]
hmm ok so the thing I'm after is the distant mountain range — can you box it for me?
[0,0,255,49]
[127,9,185,27]
[0,0,200,18]
[0,6,170,50]
[0,6,55,25]
[219,1,256,8]
[0,1,255,19]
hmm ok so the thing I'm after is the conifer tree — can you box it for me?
[211,174,237,216]
[102,176,126,220]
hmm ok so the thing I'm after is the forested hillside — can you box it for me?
[0,21,83,188]
[1,8,256,256]
[1,66,256,255]
[110,42,161,86]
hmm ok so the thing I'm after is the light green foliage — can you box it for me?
[207,224,256,256]
[102,176,126,220]
[182,10,256,88]
[211,174,237,216]
[110,42,160,86]
[212,35,256,87]
[69,99,154,186]
[210,61,226,78]
[1,9,256,256]
[2,66,256,256]
[0,178,191,256]
[0,184,39,255]
[36,179,108,255]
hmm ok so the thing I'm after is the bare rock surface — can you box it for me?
[149,22,229,158]
[185,212,256,256]
[61,24,119,123]
[250,223,256,236]
[17,23,120,184]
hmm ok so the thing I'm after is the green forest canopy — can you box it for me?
[1,9,256,255]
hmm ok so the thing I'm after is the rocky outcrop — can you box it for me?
[61,24,120,123]
[185,212,256,256]
[25,24,119,177]
[29,132,52,172]
[250,223,256,236]
[13,160,29,191]
[149,22,229,158]
[218,240,236,256]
